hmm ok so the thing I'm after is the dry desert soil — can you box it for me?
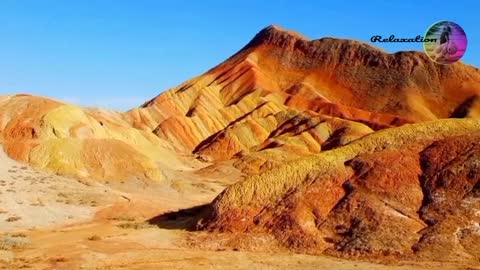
[0,148,476,270]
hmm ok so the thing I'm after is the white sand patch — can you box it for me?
[0,147,115,231]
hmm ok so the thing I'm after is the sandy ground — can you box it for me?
[0,149,477,270]
[0,149,119,231]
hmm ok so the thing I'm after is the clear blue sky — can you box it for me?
[1,0,478,110]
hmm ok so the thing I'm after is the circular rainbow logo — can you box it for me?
[424,21,467,64]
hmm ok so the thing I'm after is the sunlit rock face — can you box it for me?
[0,94,182,182]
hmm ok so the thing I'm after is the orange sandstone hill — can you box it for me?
[127,24,480,169]
[2,24,480,182]
[198,119,480,263]
[0,95,185,182]
[155,26,480,263]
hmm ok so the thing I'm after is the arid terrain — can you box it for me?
[1,147,453,270]
[1,25,480,269]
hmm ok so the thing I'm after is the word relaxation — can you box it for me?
[371,35,437,43]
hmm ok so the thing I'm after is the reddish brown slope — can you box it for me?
[198,119,480,263]
[128,25,480,162]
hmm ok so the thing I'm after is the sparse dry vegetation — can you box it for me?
[110,215,135,222]
[87,235,101,241]
[5,216,21,222]
[0,234,30,250]
[117,222,154,230]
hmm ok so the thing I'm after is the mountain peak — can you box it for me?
[260,24,304,36]
[244,24,308,49]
